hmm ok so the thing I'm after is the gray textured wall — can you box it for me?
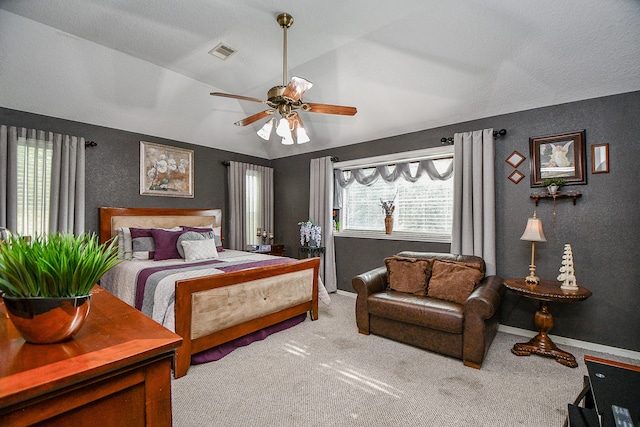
[2,90,638,351]
[0,107,271,237]
[273,90,640,352]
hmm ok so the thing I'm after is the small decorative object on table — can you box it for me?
[0,233,120,344]
[558,243,579,291]
[541,178,566,196]
[256,228,273,245]
[380,194,396,234]
[298,219,321,247]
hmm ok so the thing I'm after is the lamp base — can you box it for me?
[525,275,540,285]
[525,264,539,285]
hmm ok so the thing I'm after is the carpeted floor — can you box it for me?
[171,292,637,426]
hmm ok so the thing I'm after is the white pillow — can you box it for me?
[117,227,133,260]
[181,239,219,262]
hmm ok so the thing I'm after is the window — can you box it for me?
[245,169,263,245]
[334,146,454,242]
[16,133,53,237]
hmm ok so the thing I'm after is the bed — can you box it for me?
[99,207,323,378]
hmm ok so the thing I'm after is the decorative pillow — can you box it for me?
[116,227,133,260]
[181,225,224,251]
[151,228,185,261]
[176,231,206,258]
[130,227,155,260]
[181,238,219,262]
[384,255,434,296]
[427,260,485,304]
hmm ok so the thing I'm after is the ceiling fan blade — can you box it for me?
[234,110,275,127]
[282,77,313,102]
[304,102,357,116]
[211,92,266,104]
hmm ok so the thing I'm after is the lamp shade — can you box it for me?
[276,117,292,138]
[520,212,547,242]
[257,118,275,140]
[296,125,310,144]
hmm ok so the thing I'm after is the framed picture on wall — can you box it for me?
[529,130,586,187]
[505,151,525,168]
[140,141,194,197]
[591,143,609,174]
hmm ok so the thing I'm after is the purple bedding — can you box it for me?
[191,314,307,364]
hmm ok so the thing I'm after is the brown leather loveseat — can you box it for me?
[352,251,504,368]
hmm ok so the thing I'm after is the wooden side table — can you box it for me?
[0,286,182,426]
[503,278,592,368]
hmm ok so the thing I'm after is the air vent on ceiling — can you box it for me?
[209,43,236,60]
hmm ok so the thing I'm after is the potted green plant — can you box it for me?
[541,178,566,195]
[0,233,120,344]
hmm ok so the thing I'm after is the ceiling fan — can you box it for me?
[210,13,357,145]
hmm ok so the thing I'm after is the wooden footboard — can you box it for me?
[173,258,320,378]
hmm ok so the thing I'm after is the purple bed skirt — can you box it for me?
[190,313,307,364]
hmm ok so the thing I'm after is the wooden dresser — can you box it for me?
[0,286,182,426]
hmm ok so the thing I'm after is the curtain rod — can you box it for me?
[85,141,97,147]
[440,128,507,145]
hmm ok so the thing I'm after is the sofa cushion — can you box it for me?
[427,260,485,305]
[384,255,433,296]
[368,291,464,334]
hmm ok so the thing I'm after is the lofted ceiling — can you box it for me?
[1,1,639,159]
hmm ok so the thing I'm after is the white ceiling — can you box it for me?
[1,0,639,159]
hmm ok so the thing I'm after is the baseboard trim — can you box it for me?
[336,289,356,298]
[498,324,640,362]
[335,290,640,362]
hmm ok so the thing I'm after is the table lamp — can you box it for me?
[520,212,546,285]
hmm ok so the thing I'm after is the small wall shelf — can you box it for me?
[530,192,582,206]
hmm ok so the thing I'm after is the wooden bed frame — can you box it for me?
[99,207,320,378]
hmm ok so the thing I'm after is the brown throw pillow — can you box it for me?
[427,260,485,304]
[384,256,434,296]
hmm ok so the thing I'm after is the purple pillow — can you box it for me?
[151,228,184,261]
[129,227,153,238]
[181,226,224,252]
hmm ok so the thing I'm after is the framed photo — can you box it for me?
[505,151,525,168]
[529,130,586,187]
[140,141,194,197]
[508,170,525,184]
[591,143,609,174]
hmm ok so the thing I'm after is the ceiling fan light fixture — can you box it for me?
[210,12,357,146]
[282,76,313,102]
[276,117,292,138]
[296,126,310,144]
[257,118,275,140]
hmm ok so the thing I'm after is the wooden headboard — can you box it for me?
[99,207,222,243]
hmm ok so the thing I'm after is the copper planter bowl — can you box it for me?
[2,294,91,344]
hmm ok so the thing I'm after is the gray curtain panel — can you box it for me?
[451,128,497,275]
[228,161,274,250]
[309,156,337,292]
[0,125,18,231]
[49,133,85,234]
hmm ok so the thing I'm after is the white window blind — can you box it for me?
[16,132,53,237]
[335,147,454,242]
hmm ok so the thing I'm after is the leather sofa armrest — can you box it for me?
[352,266,388,296]
[352,266,388,334]
[463,275,505,368]
[465,275,504,319]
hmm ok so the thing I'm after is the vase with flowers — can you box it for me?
[380,195,396,234]
[298,219,322,247]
